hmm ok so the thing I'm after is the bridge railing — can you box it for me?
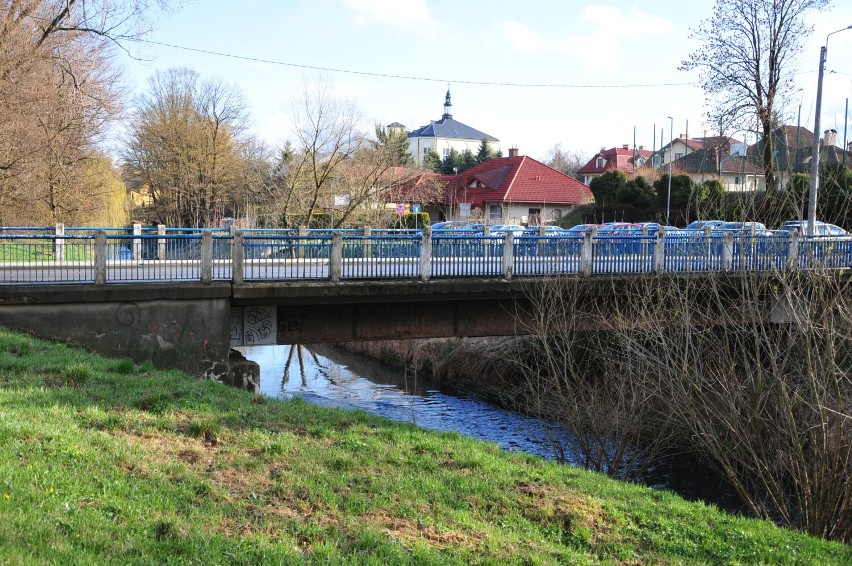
[1,225,850,285]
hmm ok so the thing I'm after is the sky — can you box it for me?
[116,0,852,162]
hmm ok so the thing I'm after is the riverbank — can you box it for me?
[0,328,848,564]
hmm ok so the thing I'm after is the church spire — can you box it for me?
[442,88,452,120]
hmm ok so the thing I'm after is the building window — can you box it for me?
[423,147,429,158]
[551,209,562,219]
[735,176,740,185]
[442,148,449,158]
[675,152,684,160]
[489,204,502,221]
[595,157,605,168]
[653,155,661,167]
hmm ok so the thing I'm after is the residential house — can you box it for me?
[670,149,765,192]
[577,144,654,185]
[404,90,500,165]
[438,150,593,225]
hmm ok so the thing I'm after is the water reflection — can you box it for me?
[239,343,573,461]
[240,342,745,514]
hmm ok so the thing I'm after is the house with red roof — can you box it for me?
[390,150,593,225]
[577,144,654,185]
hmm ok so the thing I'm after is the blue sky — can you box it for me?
[118,0,852,161]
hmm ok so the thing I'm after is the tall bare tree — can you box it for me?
[123,68,260,226]
[681,0,830,194]
[0,0,172,224]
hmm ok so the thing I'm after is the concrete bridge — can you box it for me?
[0,226,849,384]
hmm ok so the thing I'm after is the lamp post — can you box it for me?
[666,116,673,225]
[808,25,852,235]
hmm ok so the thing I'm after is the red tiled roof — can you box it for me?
[449,155,593,207]
[577,146,654,175]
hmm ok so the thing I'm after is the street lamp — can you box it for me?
[808,24,852,235]
[666,116,673,225]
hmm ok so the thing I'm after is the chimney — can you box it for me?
[824,129,837,147]
[508,147,519,158]
[622,144,629,149]
[639,145,644,150]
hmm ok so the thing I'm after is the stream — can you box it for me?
[239,342,743,514]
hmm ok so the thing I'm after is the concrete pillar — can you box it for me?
[232,232,244,285]
[722,231,734,271]
[330,232,342,282]
[654,228,666,273]
[787,229,800,270]
[157,224,166,260]
[298,226,308,259]
[502,232,514,279]
[54,223,65,262]
[200,231,213,284]
[132,223,142,261]
[94,231,107,285]
[582,229,595,276]
[420,226,432,282]
[363,226,372,259]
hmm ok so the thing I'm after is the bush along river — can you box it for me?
[238,342,744,515]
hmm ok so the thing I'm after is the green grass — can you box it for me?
[0,241,94,262]
[0,328,848,564]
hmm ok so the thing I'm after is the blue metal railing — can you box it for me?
[1,228,850,285]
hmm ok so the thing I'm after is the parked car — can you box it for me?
[777,220,849,237]
[490,224,526,238]
[684,219,726,232]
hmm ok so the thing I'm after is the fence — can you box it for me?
[1,224,850,285]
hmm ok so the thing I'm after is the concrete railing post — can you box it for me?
[54,223,65,262]
[502,232,514,278]
[232,231,244,286]
[200,230,213,284]
[787,229,800,270]
[722,231,734,272]
[420,226,432,282]
[330,232,343,282]
[298,226,308,259]
[363,226,372,259]
[581,229,595,276]
[654,228,666,273]
[94,231,107,285]
[157,224,166,260]
[132,223,142,261]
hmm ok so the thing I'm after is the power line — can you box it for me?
[127,38,697,89]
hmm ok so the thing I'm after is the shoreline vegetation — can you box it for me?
[1,328,849,563]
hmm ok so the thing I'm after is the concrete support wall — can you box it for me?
[0,298,233,380]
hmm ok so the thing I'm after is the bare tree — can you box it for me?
[681,0,830,193]
[0,0,172,224]
[543,144,588,180]
[123,68,259,226]
[512,278,680,479]
[275,78,367,227]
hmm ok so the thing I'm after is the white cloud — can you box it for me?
[502,5,674,71]
[502,20,569,54]
[339,0,435,30]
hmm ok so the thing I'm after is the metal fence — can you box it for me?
[1,227,850,286]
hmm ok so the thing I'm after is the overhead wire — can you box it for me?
[126,38,697,89]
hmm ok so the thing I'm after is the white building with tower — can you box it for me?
[400,90,500,165]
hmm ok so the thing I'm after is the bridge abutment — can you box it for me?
[0,284,239,383]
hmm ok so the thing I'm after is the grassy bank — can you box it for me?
[0,329,848,564]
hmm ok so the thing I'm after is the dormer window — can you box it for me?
[595,157,605,168]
